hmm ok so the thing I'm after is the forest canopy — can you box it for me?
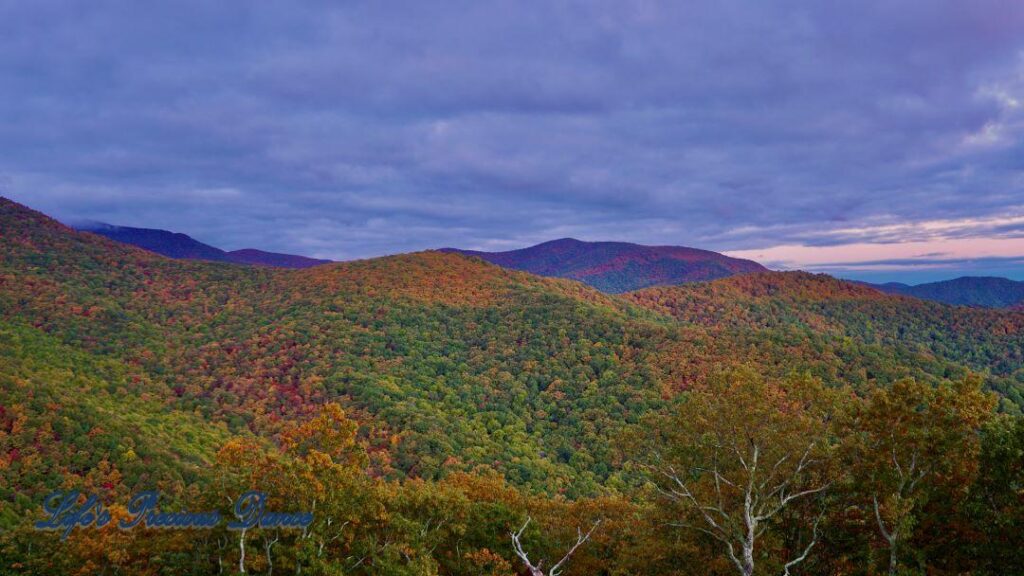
[1,198,1023,575]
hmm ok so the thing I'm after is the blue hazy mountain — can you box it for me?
[75,221,330,269]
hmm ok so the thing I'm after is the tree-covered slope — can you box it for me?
[4,195,1024,502]
[625,272,1024,409]
[4,197,1024,575]
[1,198,666,495]
[0,319,231,527]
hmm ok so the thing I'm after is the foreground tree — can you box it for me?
[510,516,601,576]
[636,369,840,576]
[966,414,1024,574]
[844,376,994,576]
[214,403,387,574]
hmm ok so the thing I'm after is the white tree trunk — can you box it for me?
[238,528,247,574]
[511,516,600,576]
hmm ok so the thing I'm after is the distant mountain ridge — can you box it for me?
[441,237,768,292]
[872,276,1024,308]
[224,248,330,268]
[75,222,330,268]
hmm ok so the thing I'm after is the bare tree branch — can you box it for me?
[549,520,602,576]
[510,516,602,576]
[782,511,823,576]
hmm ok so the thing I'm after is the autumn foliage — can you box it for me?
[0,197,1022,574]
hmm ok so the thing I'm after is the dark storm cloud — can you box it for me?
[2,0,1024,270]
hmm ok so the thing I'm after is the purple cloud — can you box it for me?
[1,0,1023,280]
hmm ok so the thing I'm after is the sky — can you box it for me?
[2,1,1024,283]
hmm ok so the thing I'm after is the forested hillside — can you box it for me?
[1,199,667,494]
[625,272,1024,409]
[2,197,1023,575]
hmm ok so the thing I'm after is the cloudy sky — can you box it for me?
[3,1,1024,282]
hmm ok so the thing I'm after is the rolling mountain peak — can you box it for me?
[871,275,1024,308]
[441,237,768,293]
